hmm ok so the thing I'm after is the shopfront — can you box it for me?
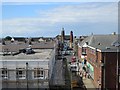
[86,62,94,79]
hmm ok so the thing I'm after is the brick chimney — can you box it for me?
[70,31,73,48]
[61,28,65,43]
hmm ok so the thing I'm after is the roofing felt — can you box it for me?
[0,41,54,52]
[1,49,53,60]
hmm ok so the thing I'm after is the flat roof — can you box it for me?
[1,49,53,60]
[0,41,54,52]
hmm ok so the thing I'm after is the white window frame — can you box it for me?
[1,68,8,79]
[34,68,44,79]
[16,68,26,79]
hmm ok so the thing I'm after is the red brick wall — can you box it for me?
[94,65,101,87]
[79,46,118,89]
[78,46,82,59]
[86,48,102,88]
[102,52,117,89]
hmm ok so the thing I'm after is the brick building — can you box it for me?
[78,34,120,89]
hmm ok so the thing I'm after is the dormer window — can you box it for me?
[113,42,120,47]
[98,42,101,45]
[111,40,120,47]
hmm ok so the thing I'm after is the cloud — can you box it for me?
[2,0,119,3]
[2,2,118,37]
[41,3,117,23]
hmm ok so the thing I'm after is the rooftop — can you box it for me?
[0,40,54,52]
[1,49,53,60]
[78,34,120,52]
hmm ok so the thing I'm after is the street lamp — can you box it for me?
[26,62,28,90]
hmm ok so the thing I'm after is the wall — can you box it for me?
[49,48,56,79]
[78,46,82,59]
[1,60,50,88]
[102,52,118,89]
[86,48,102,88]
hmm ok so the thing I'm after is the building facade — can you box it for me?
[78,34,120,89]
[0,39,55,89]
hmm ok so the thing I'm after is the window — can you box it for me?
[89,48,96,54]
[16,68,26,79]
[82,47,86,55]
[89,58,92,62]
[2,68,8,79]
[34,68,44,79]
[82,48,86,53]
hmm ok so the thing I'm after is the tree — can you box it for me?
[5,36,12,40]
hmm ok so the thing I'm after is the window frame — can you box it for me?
[1,68,8,79]
[34,68,44,79]
[16,68,26,79]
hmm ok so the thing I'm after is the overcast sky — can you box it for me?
[1,1,118,37]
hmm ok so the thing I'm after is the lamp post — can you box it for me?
[26,62,28,90]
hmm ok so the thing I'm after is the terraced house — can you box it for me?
[78,33,120,89]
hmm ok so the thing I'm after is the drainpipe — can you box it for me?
[103,53,106,89]
[116,48,119,90]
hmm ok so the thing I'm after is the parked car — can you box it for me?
[71,56,76,63]
[70,62,78,72]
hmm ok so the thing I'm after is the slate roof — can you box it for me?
[78,34,120,52]
[13,37,26,41]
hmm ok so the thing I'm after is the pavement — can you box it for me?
[64,53,96,90]
[83,77,96,90]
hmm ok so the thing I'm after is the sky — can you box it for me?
[1,1,118,37]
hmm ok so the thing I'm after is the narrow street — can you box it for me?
[65,54,86,90]
[50,41,86,90]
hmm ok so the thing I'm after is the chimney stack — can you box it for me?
[112,32,116,35]
[61,28,65,43]
[70,31,73,48]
